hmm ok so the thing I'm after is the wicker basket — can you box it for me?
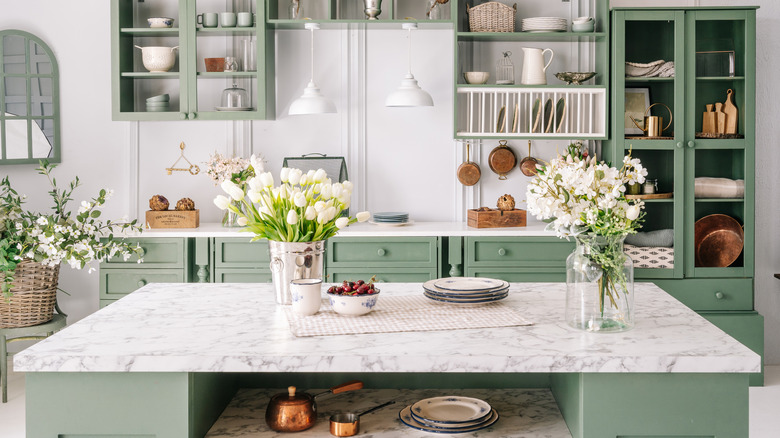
[467,2,517,33]
[0,260,60,328]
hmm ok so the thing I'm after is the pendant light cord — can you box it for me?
[407,27,412,75]
[309,25,315,83]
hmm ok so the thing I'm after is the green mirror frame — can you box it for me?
[0,29,60,164]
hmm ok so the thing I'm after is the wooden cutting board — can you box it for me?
[715,102,726,134]
[702,104,716,134]
[723,89,738,134]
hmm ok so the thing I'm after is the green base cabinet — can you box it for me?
[464,237,574,282]
[212,237,271,283]
[326,237,440,283]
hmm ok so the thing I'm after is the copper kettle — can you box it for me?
[265,380,363,432]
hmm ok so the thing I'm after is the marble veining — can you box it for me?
[13,282,760,373]
[205,388,572,438]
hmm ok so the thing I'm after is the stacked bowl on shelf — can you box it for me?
[146,94,170,112]
[521,17,568,32]
[422,277,509,305]
[399,396,499,433]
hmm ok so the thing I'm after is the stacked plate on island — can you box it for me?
[369,211,413,226]
[399,395,499,433]
[422,277,509,304]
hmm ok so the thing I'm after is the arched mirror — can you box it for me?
[0,29,60,164]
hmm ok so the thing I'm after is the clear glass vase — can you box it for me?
[221,201,242,227]
[566,234,634,332]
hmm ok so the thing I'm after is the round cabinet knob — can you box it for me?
[715,291,725,300]
[676,142,683,149]
[687,140,695,148]
[180,113,188,120]
[188,112,197,120]
[498,248,506,256]
[377,248,386,256]
[137,247,146,258]
[137,279,147,287]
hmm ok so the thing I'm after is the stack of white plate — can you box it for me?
[521,17,568,32]
[399,396,499,433]
[422,277,509,304]
[370,211,412,226]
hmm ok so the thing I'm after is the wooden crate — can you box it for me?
[145,210,199,229]
[467,208,526,228]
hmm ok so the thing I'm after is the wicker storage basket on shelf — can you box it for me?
[0,260,60,328]
[467,2,517,33]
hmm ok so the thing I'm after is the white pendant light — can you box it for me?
[289,23,336,115]
[386,22,434,107]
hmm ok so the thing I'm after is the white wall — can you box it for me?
[2,0,778,364]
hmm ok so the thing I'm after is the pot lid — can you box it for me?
[270,386,313,406]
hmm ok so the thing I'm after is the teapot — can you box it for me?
[521,47,554,85]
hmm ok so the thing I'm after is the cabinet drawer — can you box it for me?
[215,237,270,268]
[100,269,185,298]
[466,268,566,283]
[214,268,272,283]
[102,237,186,268]
[328,237,437,267]
[652,279,753,311]
[466,237,574,266]
[328,268,437,283]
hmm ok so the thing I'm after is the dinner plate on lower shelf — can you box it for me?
[399,405,499,433]
[411,396,492,424]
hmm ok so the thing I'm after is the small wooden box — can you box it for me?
[467,208,526,228]
[145,210,200,229]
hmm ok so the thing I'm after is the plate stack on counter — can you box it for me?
[521,17,568,32]
[422,277,509,304]
[399,396,499,433]
[369,211,412,226]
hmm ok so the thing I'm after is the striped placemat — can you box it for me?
[284,295,533,337]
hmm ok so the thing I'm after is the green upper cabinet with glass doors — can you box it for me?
[110,0,274,121]
[610,7,756,281]
[265,0,452,24]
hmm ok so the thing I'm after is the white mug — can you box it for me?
[290,279,322,316]
[220,12,237,27]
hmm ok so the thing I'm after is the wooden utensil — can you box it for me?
[488,140,517,180]
[519,140,539,177]
[714,102,726,134]
[457,143,481,186]
[702,104,716,134]
[723,89,738,134]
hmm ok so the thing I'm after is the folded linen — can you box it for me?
[625,229,674,247]
[626,60,675,78]
[694,177,745,198]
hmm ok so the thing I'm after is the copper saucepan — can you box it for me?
[265,380,364,432]
[329,400,396,437]
[519,140,539,177]
[457,143,481,186]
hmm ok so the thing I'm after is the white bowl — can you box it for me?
[148,17,175,28]
[327,290,380,316]
[464,72,490,85]
[572,16,593,24]
[135,46,178,72]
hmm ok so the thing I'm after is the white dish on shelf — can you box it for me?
[215,106,253,111]
[433,277,505,292]
[368,219,414,227]
[399,405,499,433]
[411,396,492,424]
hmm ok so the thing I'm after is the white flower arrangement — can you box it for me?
[526,143,648,238]
[205,152,264,185]
[214,167,369,242]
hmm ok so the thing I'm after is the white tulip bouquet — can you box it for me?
[214,167,369,242]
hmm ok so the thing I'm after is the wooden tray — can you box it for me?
[625,136,674,140]
[626,193,673,200]
[467,208,526,228]
[145,210,199,228]
[695,132,744,139]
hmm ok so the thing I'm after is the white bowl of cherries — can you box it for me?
[327,279,380,316]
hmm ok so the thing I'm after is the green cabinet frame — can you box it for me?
[111,0,274,121]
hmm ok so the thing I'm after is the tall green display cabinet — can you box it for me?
[110,0,274,121]
[611,7,762,384]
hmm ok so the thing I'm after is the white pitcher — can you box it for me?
[521,48,554,85]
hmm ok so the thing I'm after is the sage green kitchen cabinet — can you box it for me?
[463,237,574,282]
[611,6,760,383]
[453,0,610,140]
[265,0,452,23]
[212,237,272,283]
[326,237,440,282]
[111,0,274,121]
[99,237,192,307]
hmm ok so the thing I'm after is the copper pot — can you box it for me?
[329,400,396,437]
[488,140,516,180]
[694,214,744,267]
[265,380,364,432]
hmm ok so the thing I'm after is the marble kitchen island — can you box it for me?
[15,282,759,437]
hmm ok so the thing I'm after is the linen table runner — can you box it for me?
[284,295,532,337]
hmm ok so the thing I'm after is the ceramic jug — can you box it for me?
[521,48,554,85]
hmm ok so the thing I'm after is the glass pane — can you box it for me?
[3,118,31,159]
[4,76,27,116]
[30,77,53,116]
[2,35,27,74]
[30,41,52,74]
[33,118,54,158]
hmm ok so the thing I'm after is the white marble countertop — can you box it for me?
[131,220,555,238]
[14,282,760,374]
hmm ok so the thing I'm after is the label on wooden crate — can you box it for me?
[145,210,200,229]
[467,208,526,228]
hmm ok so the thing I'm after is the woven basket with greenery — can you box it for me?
[0,260,59,328]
